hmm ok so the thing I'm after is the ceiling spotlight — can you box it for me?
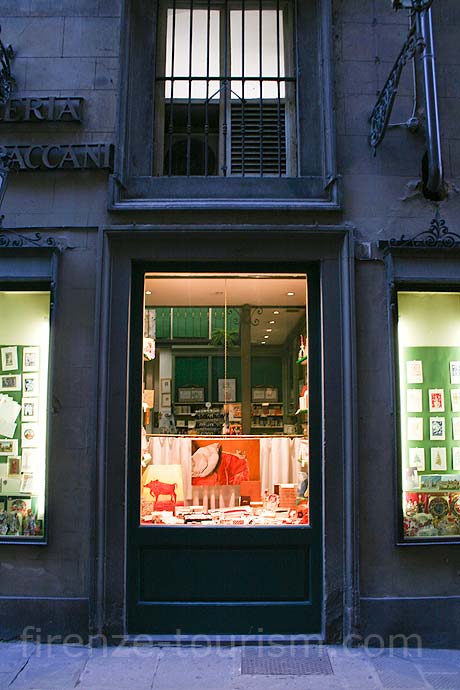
[273,310,280,314]
[269,320,275,324]
[261,341,266,345]
[266,328,272,332]
[287,292,295,296]
[264,335,269,339]
[145,290,152,295]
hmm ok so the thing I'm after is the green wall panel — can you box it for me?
[174,356,208,400]
[211,356,241,401]
[173,308,209,339]
[251,356,282,394]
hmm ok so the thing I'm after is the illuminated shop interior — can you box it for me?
[399,291,460,539]
[140,273,310,526]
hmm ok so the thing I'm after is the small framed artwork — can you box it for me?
[161,392,171,408]
[7,455,21,477]
[23,346,40,372]
[409,447,425,471]
[265,387,278,402]
[252,387,266,401]
[453,447,460,471]
[431,447,447,471]
[407,417,424,441]
[0,374,21,392]
[21,423,39,448]
[0,439,18,456]
[21,449,38,472]
[453,417,460,441]
[407,389,422,413]
[450,362,460,385]
[19,472,34,493]
[1,346,18,372]
[161,378,172,394]
[451,389,460,413]
[406,360,423,384]
[22,398,39,422]
[429,389,445,413]
[218,378,236,403]
[190,387,205,402]
[22,373,39,397]
[430,417,445,441]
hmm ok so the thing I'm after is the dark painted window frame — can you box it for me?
[110,0,340,210]
[384,248,460,547]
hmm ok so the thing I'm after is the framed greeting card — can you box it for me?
[1,346,18,372]
[22,398,39,422]
[22,373,39,397]
[430,417,445,441]
[451,389,460,413]
[431,447,447,471]
[429,389,444,413]
[406,360,423,384]
[23,346,40,372]
[450,361,460,385]
[453,417,460,442]
[453,447,460,471]
[409,447,425,471]
[408,417,423,441]
[407,389,422,413]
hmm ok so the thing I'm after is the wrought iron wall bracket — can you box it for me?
[379,209,460,252]
[0,25,14,104]
[369,23,425,153]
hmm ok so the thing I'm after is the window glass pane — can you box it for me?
[141,273,310,527]
[398,291,460,540]
[0,290,50,540]
[231,10,285,99]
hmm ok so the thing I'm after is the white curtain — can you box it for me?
[149,436,192,499]
[259,437,300,493]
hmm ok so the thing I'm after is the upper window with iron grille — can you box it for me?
[154,1,295,178]
[112,0,338,209]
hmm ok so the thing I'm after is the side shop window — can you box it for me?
[398,290,460,541]
[0,289,50,541]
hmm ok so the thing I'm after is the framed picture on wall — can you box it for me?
[429,389,445,413]
[23,347,40,372]
[431,447,447,471]
[23,373,39,397]
[1,347,18,372]
[22,398,39,422]
[161,393,171,408]
[0,439,18,456]
[218,378,236,402]
[0,374,21,392]
[430,417,445,441]
[161,378,171,394]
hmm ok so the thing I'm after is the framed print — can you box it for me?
[451,389,460,413]
[21,423,39,448]
[22,398,39,422]
[252,387,266,401]
[409,447,425,471]
[218,378,236,403]
[0,374,21,392]
[7,455,21,477]
[429,389,445,413]
[407,417,423,441]
[0,439,18,456]
[22,373,39,397]
[453,447,460,471]
[407,389,422,413]
[23,346,40,372]
[1,346,18,372]
[430,417,445,441]
[161,392,171,407]
[161,378,171,394]
[431,447,447,471]
[190,387,205,402]
[19,472,34,493]
[453,417,460,441]
[265,387,278,402]
[21,449,38,472]
[450,361,460,385]
[177,387,206,402]
[406,360,423,384]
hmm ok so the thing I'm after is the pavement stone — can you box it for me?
[1,643,460,690]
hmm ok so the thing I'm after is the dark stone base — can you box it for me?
[0,596,90,642]
[360,596,460,649]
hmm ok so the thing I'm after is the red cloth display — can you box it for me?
[192,451,249,486]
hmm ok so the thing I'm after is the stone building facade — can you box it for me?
[0,0,460,646]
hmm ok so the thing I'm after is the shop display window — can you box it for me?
[398,291,460,540]
[140,273,310,526]
[0,290,50,541]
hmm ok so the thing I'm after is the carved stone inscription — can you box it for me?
[0,97,83,122]
[1,143,113,170]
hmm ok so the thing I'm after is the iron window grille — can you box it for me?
[154,0,296,178]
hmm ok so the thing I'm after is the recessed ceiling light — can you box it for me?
[261,341,266,345]
[145,290,152,295]
[269,320,275,324]
[273,310,280,314]
[264,335,269,339]
[266,328,272,332]
[287,292,295,296]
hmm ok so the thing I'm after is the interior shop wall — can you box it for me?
[0,230,98,631]
[356,261,460,603]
